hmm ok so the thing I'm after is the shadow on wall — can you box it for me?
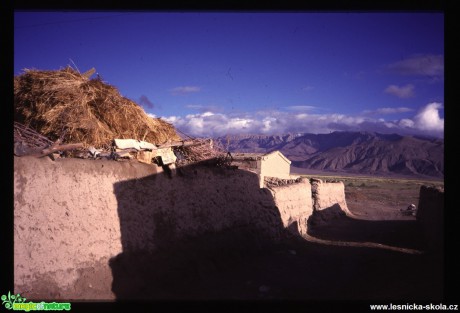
[109,160,291,300]
[416,185,444,253]
[307,203,427,251]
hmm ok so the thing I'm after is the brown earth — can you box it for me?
[109,174,444,301]
[16,158,445,302]
[146,180,444,301]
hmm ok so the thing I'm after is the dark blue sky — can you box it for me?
[14,12,444,137]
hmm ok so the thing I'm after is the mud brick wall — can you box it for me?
[416,185,444,252]
[267,178,312,236]
[14,157,155,299]
[14,156,313,300]
[310,179,350,214]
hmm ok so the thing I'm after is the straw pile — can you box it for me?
[14,67,180,149]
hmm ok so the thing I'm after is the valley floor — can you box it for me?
[107,175,446,303]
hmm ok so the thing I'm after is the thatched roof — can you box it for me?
[14,67,180,149]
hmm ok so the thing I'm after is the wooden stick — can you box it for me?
[158,140,205,149]
[40,143,84,157]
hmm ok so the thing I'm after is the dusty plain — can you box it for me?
[108,170,445,301]
[16,160,446,301]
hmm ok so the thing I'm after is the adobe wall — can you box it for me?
[13,156,289,300]
[311,179,350,214]
[416,185,444,252]
[265,178,313,236]
[14,156,154,299]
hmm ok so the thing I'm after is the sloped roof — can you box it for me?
[231,150,291,164]
[265,150,291,164]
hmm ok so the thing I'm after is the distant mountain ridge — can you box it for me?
[217,133,303,153]
[215,131,444,178]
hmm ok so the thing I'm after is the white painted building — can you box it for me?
[231,151,292,187]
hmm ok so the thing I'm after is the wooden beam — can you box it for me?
[158,140,206,149]
[40,143,84,157]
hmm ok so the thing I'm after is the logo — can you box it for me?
[1,291,71,311]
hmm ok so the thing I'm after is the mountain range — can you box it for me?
[214,131,444,179]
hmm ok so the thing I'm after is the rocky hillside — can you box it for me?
[215,132,444,178]
[216,133,302,153]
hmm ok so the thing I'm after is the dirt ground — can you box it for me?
[106,174,445,301]
[18,162,446,303]
[343,176,443,221]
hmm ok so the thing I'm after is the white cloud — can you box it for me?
[387,54,444,77]
[160,110,368,137]
[413,102,444,132]
[162,115,181,124]
[398,118,415,128]
[295,113,308,120]
[186,104,222,113]
[159,103,443,138]
[186,104,204,110]
[377,107,413,114]
[285,105,316,111]
[363,107,414,115]
[169,86,201,95]
[261,117,276,133]
[384,84,415,98]
[388,103,443,136]
[147,113,157,118]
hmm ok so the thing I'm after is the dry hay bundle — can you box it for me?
[14,67,180,149]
